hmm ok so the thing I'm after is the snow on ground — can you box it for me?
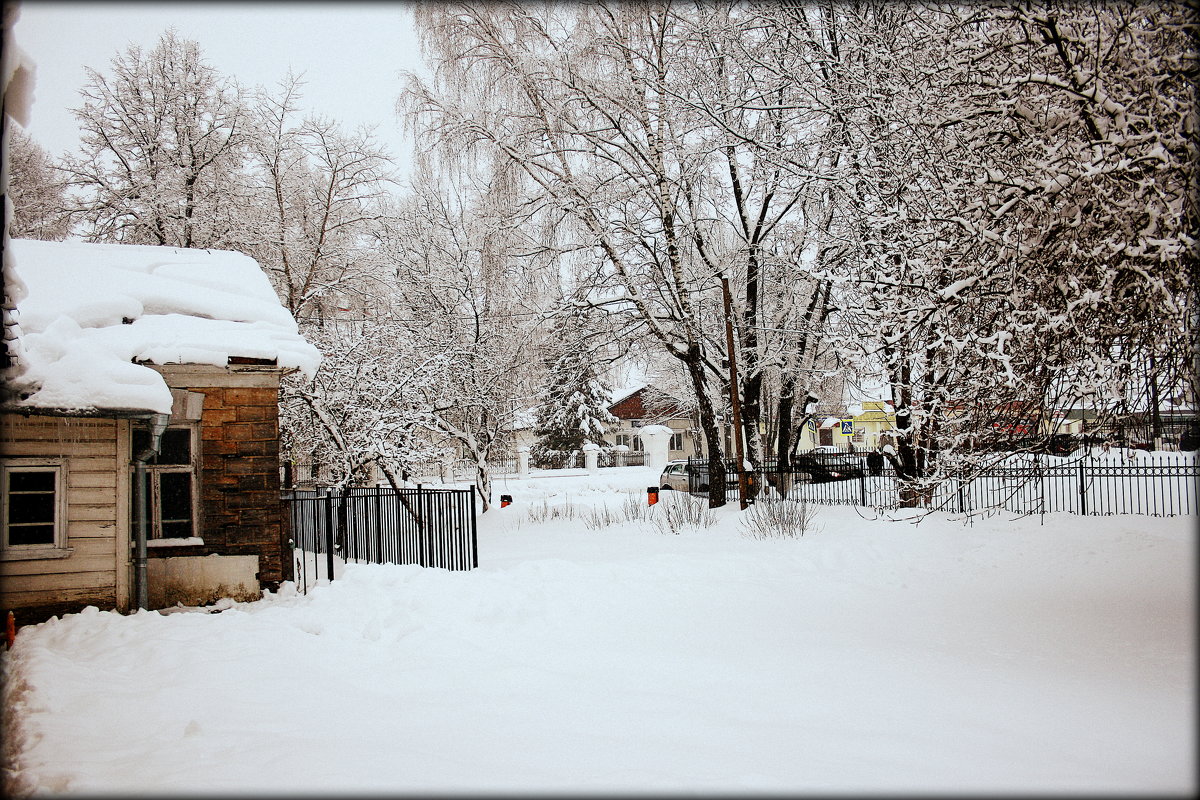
[2,466,1195,795]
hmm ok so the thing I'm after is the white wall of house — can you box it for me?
[608,418,700,460]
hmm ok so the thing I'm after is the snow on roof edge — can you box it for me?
[6,239,321,415]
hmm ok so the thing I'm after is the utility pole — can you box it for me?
[721,276,749,510]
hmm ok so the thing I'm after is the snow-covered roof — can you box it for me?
[4,239,321,415]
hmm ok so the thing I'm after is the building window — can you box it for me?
[616,434,631,448]
[669,432,684,452]
[1,459,69,558]
[132,427,197,539]
[632,435,643,452]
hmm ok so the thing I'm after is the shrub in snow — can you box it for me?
[525,498,580,524]
[740,497,820,540]
[652,492,717,535]
[582,490,658,530]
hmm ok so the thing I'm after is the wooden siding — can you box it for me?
[1,415,129,615]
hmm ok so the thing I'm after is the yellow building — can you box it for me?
[850,401,898,450]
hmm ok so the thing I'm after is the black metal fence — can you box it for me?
[688,454,1199,517]
[608,450,646,467]
[283,485,478,593]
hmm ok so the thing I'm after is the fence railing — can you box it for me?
[283,485,478,593]
[687,453,1198,517]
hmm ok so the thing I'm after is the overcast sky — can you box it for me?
[10,1,427,172]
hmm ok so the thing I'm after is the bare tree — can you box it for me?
[238,74,396,322]
[791,1,1196,504]
[282,311,444,491]
[405,3,752,504]
[63,30,248,247]
[374,174,549,510]
[5,127,70,240]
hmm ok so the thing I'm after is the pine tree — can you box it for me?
[531,336,616,469]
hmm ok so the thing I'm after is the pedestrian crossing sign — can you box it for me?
[840,419,854,435]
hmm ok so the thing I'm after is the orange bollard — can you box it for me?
[500,494,512,508]
[647,486,659,506]
[5,611,15,649]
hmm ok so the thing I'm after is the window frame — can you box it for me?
[132,425,200,541]
[1,458,71,560]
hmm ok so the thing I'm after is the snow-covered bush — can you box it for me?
[652,492,717,535]
[582,490,656,530]
[525,499,580,524]
[740,497,820,540]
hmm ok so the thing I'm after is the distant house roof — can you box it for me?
[608,385,693,422]
[3,239,320,416]
[855,400,895,422]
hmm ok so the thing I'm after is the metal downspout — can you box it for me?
[132,413,170,610]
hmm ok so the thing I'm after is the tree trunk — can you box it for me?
[774,374,796,498]
[741,370,763,468]
[475,460,492,513]
[680,343,726,507]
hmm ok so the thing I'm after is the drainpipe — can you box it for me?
[132,413,170,610]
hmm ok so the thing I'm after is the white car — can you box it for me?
[657,459,694,491]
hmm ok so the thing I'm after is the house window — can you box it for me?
[669,432,684,452]
[132,427,197,539]
[616,434,631,448]
[1,459,69,558]
[632,435,643,452]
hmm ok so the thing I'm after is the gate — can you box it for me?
[283,485,478,593]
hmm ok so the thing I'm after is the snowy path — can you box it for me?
[2,467,1194,795]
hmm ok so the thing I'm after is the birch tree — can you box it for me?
[405,3,745,504]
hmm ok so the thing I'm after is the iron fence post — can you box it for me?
[322,487,335,581]
[1078,458,1087,515]
[859,471,867,507]
[469,487,478,568]
[417,483,428,568]
[374,489,382,563]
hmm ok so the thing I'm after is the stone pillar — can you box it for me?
[517,445,530,477]
[639,425,672,474]
[582,441,600,474]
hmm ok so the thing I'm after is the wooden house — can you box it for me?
[1,239,319,623]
